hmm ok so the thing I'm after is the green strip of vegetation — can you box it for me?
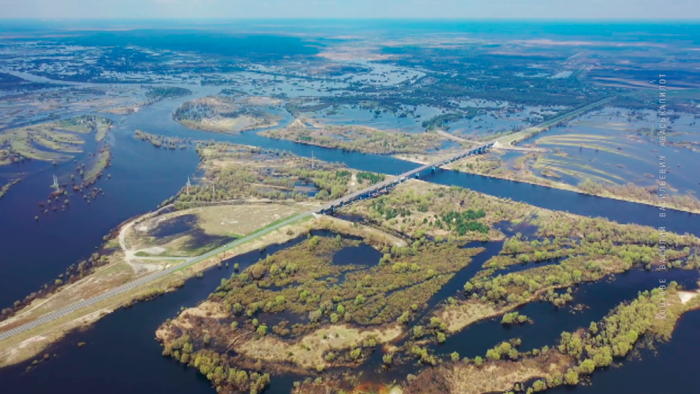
[0,179,20,199]
[422,108,480,131]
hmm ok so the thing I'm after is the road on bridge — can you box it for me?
[0,96,613,343]
[319,96,614,213]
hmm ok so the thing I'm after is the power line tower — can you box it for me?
[186,176,191,195]
[52,175,60,193]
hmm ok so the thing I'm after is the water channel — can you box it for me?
[1,82,698,394]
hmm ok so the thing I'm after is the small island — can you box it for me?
[154,178,700,394]
[174,94,282,134]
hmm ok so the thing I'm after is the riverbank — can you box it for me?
[0,134,398,365]
[174,95,283,134]
[0,179,21,199]
[150,178,700,394]
[260,120,461,156]
[0,201,328,368]
[395,153,700,215]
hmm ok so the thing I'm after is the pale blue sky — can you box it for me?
[0,0,698,20]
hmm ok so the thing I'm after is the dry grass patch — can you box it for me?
[237,324,403,370]
[131,202,314,239]
[316,215,407,247]
[182,301,229,319]
[193,203,314,237]
[437,301,498,333]
[403,351,571,394]
[128,202,316,255]
[443,352,571,394]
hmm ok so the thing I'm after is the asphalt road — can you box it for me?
[0,97,613,342]
[0,211,312,342]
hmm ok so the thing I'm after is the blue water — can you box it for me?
[2,20,700,394]
[5,19,700,42]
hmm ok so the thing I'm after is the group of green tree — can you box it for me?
[442,283,690,394]
[145,86,192,102]
[535,284,687,392]
[356,171,385,185]
[163,337,270,394]
[421,108,480,131]
[467,211,700,308]
[170,143,382,205]
[134,129,189,149]
[263,124,448,155]
[365,186,502,239]
[210,234,481,333]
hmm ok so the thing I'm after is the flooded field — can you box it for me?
[447,105,700,212]
[520,107,700,195]
[2,19,700,394]
[450,105,569,139]
[298,104,441,133]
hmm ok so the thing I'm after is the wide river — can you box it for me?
[1,84,698,394]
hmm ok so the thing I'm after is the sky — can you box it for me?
[0,0,698,20]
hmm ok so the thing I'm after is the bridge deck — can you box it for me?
[318,96,614,214]
[319,142,494,213]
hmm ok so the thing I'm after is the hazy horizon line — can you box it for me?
[1,17,700,22]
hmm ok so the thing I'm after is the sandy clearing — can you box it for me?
[136,246,166,255]
[678,291,700,305]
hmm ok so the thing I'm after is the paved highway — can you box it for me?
[0,97,613,342]
[0,211,313,342]
[319,141,495,213]
[318,96,615,213]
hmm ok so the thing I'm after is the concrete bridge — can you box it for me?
[316,96,616,215]
[0,98,613,343]
[318,142,495,214]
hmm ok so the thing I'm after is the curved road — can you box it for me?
[0,211,311,342]
[0,97,613,343]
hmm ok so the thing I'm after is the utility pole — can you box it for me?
[52,175,59,193]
